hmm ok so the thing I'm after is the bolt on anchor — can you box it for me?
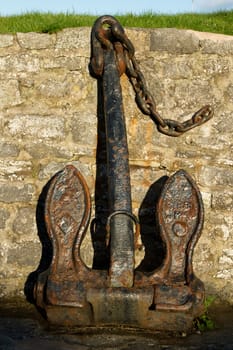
[32,15,213,332]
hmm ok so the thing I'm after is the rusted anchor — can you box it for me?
[33,16,213,331]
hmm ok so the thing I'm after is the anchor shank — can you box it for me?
[102,48,134,287]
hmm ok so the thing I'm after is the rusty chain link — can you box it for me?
[90,15,214,137]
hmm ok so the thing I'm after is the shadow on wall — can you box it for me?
[24,178,53,305]
[24,172,168,307]
[137,176,168,272]
[24,61,168,307]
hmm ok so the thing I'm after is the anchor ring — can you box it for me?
[106,210,140,246]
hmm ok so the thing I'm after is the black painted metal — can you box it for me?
[102,48,134,287]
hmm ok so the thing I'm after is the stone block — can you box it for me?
[201,191,212,209]
[71,112,97,145]
[7,242,41,267]
[17,32,56,49]
[7,115,65,140]
[0,54,40,72]
[212,191,233,211]
[173,79,213,109]
[126,28,151,53]
[217,249,233,279]
[198,165,233,187]
[38,161,66,181]
[0,160,32,179]
[25,142,73,159]
[41,55,85,71]
[202,57,230,76]
[226,83,233,103]
[0,142,19,157]
[38,78,70,98]
[0,208,10,229]
[0,34,14,48]
[198,33,233,54]
[56,27,90,50]
[150,28,199,53]
[0,80,22,108]
[159,59,194,80]
[0,183,35,203]
[12,207,37,236]
[214,112,233,133]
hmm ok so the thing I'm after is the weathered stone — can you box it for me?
[214,112,233,133]
[206,210,232,232]
[0,142,19,157]
[38,161,67,181]
[12,207,37,236]
[68,72,95,103]
[38,78,70,98]
[184,129,231,151]
[176,148,202,159]
[72,144,96,158]
[131,184,149,206]
[7,115,65,140]
[226,83,233,103]
[7,242,41,266]
[212,192,233,211]
[126,28,151,53]
[24,142,73,159]
[0,208,10,229]
[0,183,35,203]
[71,112,97,145]
[198,165,233,187]
[159,59,194,80]
[0,34,14,48]
[198,32,233,54]
[217,249,233,279]
[0,54,40,72]
[174,79,213,108]
[56,27,90,50]
[0,80,22,108]
[41,55,85,71]
[201,191,212,209]
[17,32,56,49]
[0,160,32,179]
[202,57,230,76]
[150,29,200,53]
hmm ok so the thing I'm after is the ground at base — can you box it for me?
[0,299,232,350]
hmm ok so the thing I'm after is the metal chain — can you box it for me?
[90,15,214,137]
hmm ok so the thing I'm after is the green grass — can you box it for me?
[0,11,232,35]
[194,295,216,332]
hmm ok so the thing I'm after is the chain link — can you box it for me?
[90,16,214,137]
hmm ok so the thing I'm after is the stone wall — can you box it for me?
[0,27,232,304]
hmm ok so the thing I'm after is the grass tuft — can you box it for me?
[0,11,232,35]
[194,295,216,332]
